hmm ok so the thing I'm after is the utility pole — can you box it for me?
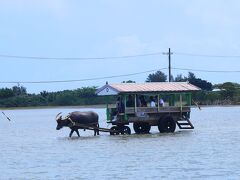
[163,48,173,82]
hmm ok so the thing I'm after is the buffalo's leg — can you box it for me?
[69,129,74,137]
[95,129,99,136]
[94,124,100,136]
[75,129,80,137]
[97,123,100,135]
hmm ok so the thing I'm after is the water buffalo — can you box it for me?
[56,111,99,137]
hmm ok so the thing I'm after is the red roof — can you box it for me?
[97,82,200,95]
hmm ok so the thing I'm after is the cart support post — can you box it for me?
[124,94,128,121]
[180,94,183,115]
[134,94,137,113]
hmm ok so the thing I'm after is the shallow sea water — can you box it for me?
[0,106,240,179]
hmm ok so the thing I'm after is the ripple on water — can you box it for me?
[0,107,240,179]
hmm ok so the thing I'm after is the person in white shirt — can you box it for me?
[159,98,165,107]
[150,96,156,107]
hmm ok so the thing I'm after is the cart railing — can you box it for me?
[125,106,191,114]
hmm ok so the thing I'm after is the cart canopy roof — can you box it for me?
[96,82,201,96]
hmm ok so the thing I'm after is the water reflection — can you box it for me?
[0,106,240,179]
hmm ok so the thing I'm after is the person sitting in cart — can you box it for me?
[136,95,142,107]
[126,95,134,107]
[116,97,125,114]
[139,95,147,107]
[149,96,156,107]
[159,98,165,107]
[154,95,165,107]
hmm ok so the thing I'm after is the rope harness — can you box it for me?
[66,116,76,127]
[66,116,97,129]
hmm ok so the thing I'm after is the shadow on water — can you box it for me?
[116,130,194,139]
[57,135,101,141]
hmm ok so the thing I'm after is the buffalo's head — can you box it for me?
[55,112,70,130]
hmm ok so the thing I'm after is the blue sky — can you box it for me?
[0,0,240,93]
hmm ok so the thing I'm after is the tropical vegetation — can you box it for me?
[0,71,239,107]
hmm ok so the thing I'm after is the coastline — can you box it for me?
[1,104,240,110]
[0,104,107,110]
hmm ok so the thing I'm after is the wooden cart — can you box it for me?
[96,82,200,135]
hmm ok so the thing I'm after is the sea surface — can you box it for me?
[0,106,240,180]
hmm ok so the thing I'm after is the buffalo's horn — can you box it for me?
[55,112,62,120]
[65,114,70,119]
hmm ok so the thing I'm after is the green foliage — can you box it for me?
[215,82,240,101]
[146,71,167,82]
[75,87,97,98]
[0,95,48,107]
[174,72,213,91]
[0,85,116,107]
[0,88,14,98]
[0,76,239,107]
[12,86,27,96]
[174,74,187,82]
[191,82,240,105]
[187,72,213,91]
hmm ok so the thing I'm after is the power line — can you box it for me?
[0,52,163,60]
[172,67,240,73]
[1,66,240,84]
[1,51,240,60]
[174,52,240,58]
[0,68,167,84]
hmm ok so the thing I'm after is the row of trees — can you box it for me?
[0,71,239,107]
[0,86,111,107]
[0,86,27,98]
[146,71,213,91]
[145,71,240,105]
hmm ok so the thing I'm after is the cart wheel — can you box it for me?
[120,126,131,135]
[110,126,120,135]
[158,116,176,133]
[143,123,151,133]
[133,122,151,134]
